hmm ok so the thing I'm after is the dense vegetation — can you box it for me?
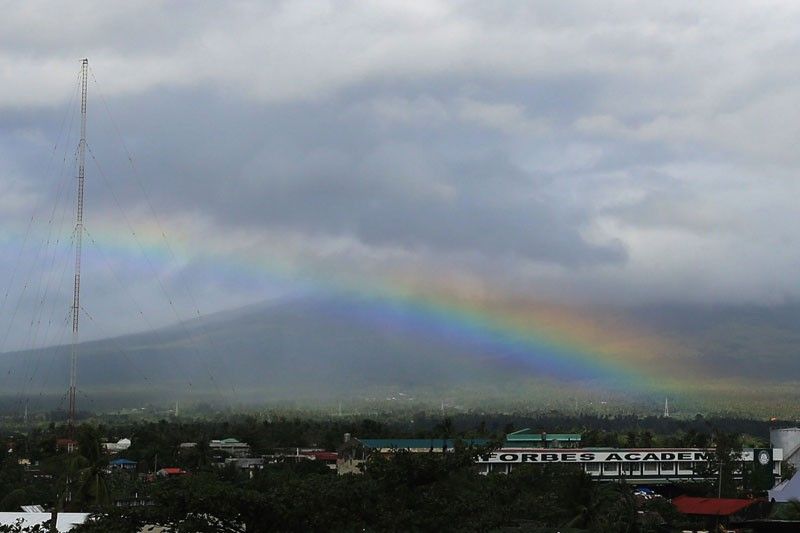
[73,454,682,532]
[0,412,784,531]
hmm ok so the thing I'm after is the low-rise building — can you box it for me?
[339,432,783,486]
[55,438,78,453]
[225,457,265,472]
[303,451,338,470]
[505,429,582,448]
[478,447,782,485]
[156,467,188,477]
[109,458,137,471]
[0,513,88,531]
[103,438,131,453]
[209,438,250,458]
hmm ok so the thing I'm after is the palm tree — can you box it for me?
[50,426,111,511]
[563,483,636,533]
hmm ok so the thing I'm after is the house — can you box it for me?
[209,438,250,458]
[156,467,188,477]
[109,458,137,471]
[303,451,338,470]
[261,450,339,470]
[224,457,265,477]
[103,438,131,453]
[56,438,78,453]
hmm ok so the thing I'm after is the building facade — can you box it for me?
[477,447,783,485]
[209,438,251,458]
[339,430,783,486]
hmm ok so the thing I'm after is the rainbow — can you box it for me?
[0,215,697,394]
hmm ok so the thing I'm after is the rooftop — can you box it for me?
[359,438,489,450]
[210,438,247,445]
[506,429,582,442]
[672,496,761,516]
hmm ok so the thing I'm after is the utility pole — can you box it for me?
[663,397,669,418]
[68,58,88,429]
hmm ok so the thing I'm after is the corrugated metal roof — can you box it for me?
[0,512,89,532]
[672,496,759,516]
[305,451,338,461]
[506,429,581,441]
[359,438,489,449]
[157,467,187,475]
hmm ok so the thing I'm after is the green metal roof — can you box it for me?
[359,438,489,450]
[506,429,582,442]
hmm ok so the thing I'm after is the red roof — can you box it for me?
[159,467,187,475]
[672,496,760,516]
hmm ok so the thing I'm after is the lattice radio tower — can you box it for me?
[68,59,88,428]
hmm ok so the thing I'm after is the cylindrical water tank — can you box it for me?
[771,427,800,467]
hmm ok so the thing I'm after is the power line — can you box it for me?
[86,143,228,405]
[0,67,81,326]
[89,68,241,404]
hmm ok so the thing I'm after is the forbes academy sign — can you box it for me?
[478,450,713,464]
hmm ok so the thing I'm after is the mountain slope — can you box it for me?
[0,296,519,403]
[2,297,800,408]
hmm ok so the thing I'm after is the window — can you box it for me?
[643,463,658,473]
[678,462,693,473]
[585,463,600,473]
[660,462,675,473]
[603,462,618,474]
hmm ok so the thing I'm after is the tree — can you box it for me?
[563,482,636,533]
[690,430,742,498]
[0,518,54,533]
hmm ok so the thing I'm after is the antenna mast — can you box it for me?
[68,59,88,428]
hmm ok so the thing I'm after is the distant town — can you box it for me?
[0,409,798,531]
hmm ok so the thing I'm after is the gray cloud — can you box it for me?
[2,1,800,350]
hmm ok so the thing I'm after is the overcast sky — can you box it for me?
[2,1,800,349]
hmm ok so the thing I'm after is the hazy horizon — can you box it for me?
[2,2,800,410]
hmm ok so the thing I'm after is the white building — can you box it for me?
[478,447,783,484]
[209,438,251,457]
[0,512,88,532]
[103,438,131,453]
